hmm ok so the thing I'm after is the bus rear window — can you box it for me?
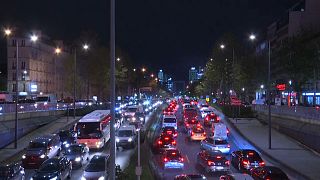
[163,118,176,123]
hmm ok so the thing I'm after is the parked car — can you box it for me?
[31,157,72,180]
[81,155,110,180]
[64,144,90,168]
[22,134,61,169]
[0,162,25,180]
[231,149,265,172]
[250,166,289,180]
[197,150,230,173]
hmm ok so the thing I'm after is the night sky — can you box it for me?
[0,0,298,80]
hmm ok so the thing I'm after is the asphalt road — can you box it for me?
[151,104,296,180]
[19,110,157,180]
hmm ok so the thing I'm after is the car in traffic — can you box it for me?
[81,155,110,180]
[196,150,230,173]
[200,108,213,118]
[161,126,178,138]
[219,173,254,180]
[203,113,220,127]
[231,149,265,172]
[153,135,177,153]
[174,174,207,180]
[58,130,76,150]
[250,166,289,180]
[0,162,25,180]
[212,123,229,139]
[22,134,61,169]
[184,118,201,132]
[162,114,178,130]
[31,157,72,180]
[116,125,137,149]
[188,126,206,141]
[64,144,90,168]
[183,108,198,121]
[162,149,184,169]
[200,137,230,154]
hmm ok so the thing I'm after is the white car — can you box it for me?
[162,114,178,130]
[116,125,137,149]
[81,155,109,180]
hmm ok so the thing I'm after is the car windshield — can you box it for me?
[39,163,59,172]
[36,96,49,102]
[85,162,105,172]
[117,130,133,137]
[164,118,176,123]
[28,141,46,149]
[65,146,82,155]
[214,139,228,145]
[75,122,102,139]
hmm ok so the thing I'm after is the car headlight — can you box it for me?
[116,138,120,142]
[40,154,46,159]
[49,176,58,180]
[81,177,86,180]
[98,176,105,180]
[96,141,103,145]
[65,143,70,148]
[75,157,81,162]
[128,138,133,142]
[132,117,136,121]
[63,141,68,145]
[30,178,33,180]
[22,155,26,159]
[140,117,144,121]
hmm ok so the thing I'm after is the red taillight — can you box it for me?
[158,140,162,145]
[216,156,221,159]
[207,160,215,166]
[248,152,254,156]
[191,131,194,136]
[205,117,209,121]
[225,160,230,165]
[180,157,184,162]
[186,124,189,127]
[164,157,168,162]
[164,137,169,140]
[167,131,172,134]
[174,133,178,137]
[242,160,249,165]
[192,119,195,123]
[203,132,206,136]
[172,140,176,145]
[217,117,220,120]
[172,152,176,155]
[259,161,265,166]
[227,144,230,148]
[227,128,230,134]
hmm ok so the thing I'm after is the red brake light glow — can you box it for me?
[180,157,184,162]
[158,140,162,145]
[242,160,249,165]
[227,144,230,148]
[259,161,265,166]
[216,156,221,159]
[164,137,169,140]
[172,140,176,145]
[172,152,176,155]
[248,152,254,156]
[207,160,215,166]
[225,160,230,165]
[164,157,168,162]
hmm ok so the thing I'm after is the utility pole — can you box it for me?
[14,39,19,149]
[110,0,116,178]
[73,48,77,119]
[268,40,272,149]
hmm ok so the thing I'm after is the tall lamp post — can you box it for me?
[4,29,38,149]
[249,34,272,149]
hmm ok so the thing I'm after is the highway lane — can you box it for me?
[151,104,296,180]
[15,109,158,180]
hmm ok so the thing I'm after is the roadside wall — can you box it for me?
[256,112,320,153]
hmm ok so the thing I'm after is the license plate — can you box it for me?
[216,166,223,170]
[217,163,221,165]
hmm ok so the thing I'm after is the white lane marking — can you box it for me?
[185,154,190,163]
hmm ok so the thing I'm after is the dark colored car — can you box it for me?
[0,163,25,180]
[31,157,72,180]
[161,126,178,138]
[184,119,201,132]
[153,135,177,153]
[197,150,230,173]
[174,174,207,180]
[250,166,289,180]
[204,113,220,127]
[183,109,198,121]
[162,149,184,169]
[22,134,61,169]
[231,149,265,172]
[64,144,89,168]
[58,130,76,150]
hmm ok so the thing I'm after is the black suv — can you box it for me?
[22,134,61,169]
[0,162,25,180]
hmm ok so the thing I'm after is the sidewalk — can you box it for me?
[228,118,320,180]
[0,116,81,164]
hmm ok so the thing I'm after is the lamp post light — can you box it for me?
[133,68,136,72]
[141,67,146,72]
[116,57,120,61]
[250,34,272,149]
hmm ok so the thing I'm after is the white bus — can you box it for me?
[74,110,111,149]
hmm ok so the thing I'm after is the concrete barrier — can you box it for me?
[0,110,65,122]
[256,112,320,153]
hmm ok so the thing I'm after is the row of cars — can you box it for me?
[160,98,289,180]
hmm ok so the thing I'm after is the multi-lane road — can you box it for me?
[150,103,297,179]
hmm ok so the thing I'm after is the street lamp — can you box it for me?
[260,84,264,89]
[116,57,120,61]
[220,44,225,49]
[242,87,245,91]
[133,68,136,72]
[150,74,154,78]
[141,67,146,72]
[249,34,256,41]
[30,34,38,42]
[55,47,62,55]
[83,44,89,50]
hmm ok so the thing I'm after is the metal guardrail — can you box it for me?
[0,102,85,115]
[253,105,320,121]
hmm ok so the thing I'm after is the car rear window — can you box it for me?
[164,118,176,123]
[193,127,204,133]
[214,139,228,145]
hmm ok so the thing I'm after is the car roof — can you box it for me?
[91,154,110,161]
[163,114,176,118]
[205,150,223,156]
[42,157,62,165]
[33,134,57,143]
[119,125,135,130]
